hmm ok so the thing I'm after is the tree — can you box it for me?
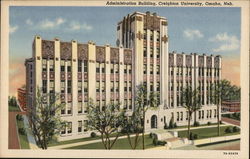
[181,86,202,139]
[28,88,65,149]
[8,96,18,107]
[85,99,125,150]
[120,105,143,149]
[135,84,159,150]
[212,79,231,136]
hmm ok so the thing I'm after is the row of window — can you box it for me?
[143,29,160,41]
[143,64,160,75]
[169,67,220,77]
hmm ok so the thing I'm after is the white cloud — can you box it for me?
[39,17,66,29]
[183,29,204,40]
[26,19,33,25]
[209,32,240,52]
[68,21,92,31]
[10,25,18,34]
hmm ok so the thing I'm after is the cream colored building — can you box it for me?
[25,11,221,141]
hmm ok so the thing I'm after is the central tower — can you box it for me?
[117,11,169,109]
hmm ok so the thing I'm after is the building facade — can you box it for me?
[25,11,222,141]
[17,86,27,111]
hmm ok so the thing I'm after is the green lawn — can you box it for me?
[16,117,30,149]
[64,134,156,149]
[178,126,240,139]
[167,122,223,130]
[48,132,124,147]
[9,105,20,112]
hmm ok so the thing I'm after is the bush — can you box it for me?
[233,126,240,132]
[90,132,97,138]
[193,121,200,127]
[153,137,158,146]
[225,127,233,133]
[149,132,155,138]
[157,140,167,146]
[207,122,211,126]
[164,123,168,129]
[16,114,23,121]
[169,117,174,129]
[193,134,198,139]
[173,122,177,128]
[189,132,194,140]
[18,128,26,135]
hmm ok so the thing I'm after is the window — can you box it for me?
[157,82,160,91]
[111,82,114,92]
[198,111,201,119]
[84,120,88,132]
[129,82,132,92]
[67,122,72,134]
[143,65,147,74]
[49,80,54,93]
[143,47,147,57]
[78,60,82,72]
[96,63,100,73]
[124,66,127,74]
[49,60,54,72]
[67,61,71,72]
[61,81,65,93]
[150,83,153,91]
[42,59,47,71]
[61,61,65,72]
[67,103,72,114]
[143,29,147,39]
[156,48,160,58]
[96,82,100,92]
[61,125,66,134]
[156,65,160,74]
[150,48,153,58]
[78,102,82,113]
[128,100,132,110]
[156,31,160,41]
[214,109,217,118]
[78,121,82,132]
[150,30,153,40]
[101,63,105,73]
[124,99,128,109]
[177,112,179,121]
[186,111,188,120]
[115,64,119,73]
[115,82,119,92]
[84,60,88,72]
[101,82,105,92]
[202,110,204,119]
[61,104,65,115]
[150,65,153,74]
[180,112,183,121]
[42,80,47,93]
[68,80,72,93]
[207,110,209,118]
[84,102,88,113]
[111,64,114,73]
[78,81,82,93]
[84,82,88,93]
[128,65,132,74]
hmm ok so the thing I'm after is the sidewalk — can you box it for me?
[22,115,39,149]
[48,133,149,149]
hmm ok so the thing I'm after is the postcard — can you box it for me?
[0,0,249,158]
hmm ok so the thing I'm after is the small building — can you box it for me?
[17,86,27,111]
[222,100,240,112]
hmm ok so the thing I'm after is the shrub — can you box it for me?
[220,120,223,124]
[16,114,23,121]
[173,122,177,128]
[169,117,174,129]
[233,126,240,132]
[90,132,97,138]
[193,121,200,127]
[18,128,26,135]
[189,132,194,140]
[225,127,233,133]
[164,123,168,129]
[193,134,198,139]
[157,140,167,146]
[153,137,158,146]
[207,122,211,126]
[149,132,155,138]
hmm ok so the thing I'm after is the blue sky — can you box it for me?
[9,6,241,95]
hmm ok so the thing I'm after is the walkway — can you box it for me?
[221,117,240,126]
[8,111,26,149]
[23,115,39,149]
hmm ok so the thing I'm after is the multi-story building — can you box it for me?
[25,11,221,141]
[17,86,27,111]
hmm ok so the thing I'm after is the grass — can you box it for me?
[167,122,223,130]
[16,116,30,149]
[48,132,122,147]
[64,134,156,149]
[178,126,240,140]
[9,105,20,112]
